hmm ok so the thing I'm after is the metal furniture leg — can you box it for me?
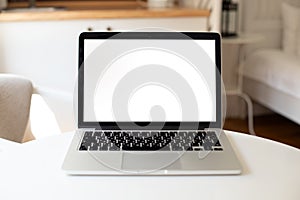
[227,91,256,135]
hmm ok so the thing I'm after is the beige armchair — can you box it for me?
[0,74,35,143]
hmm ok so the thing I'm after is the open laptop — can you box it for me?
[62,31,242,175]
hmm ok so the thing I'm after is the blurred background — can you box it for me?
[0,0,299,149]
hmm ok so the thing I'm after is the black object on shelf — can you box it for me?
[222,0,239,37]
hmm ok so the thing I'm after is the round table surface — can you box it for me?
[0,130,299,200]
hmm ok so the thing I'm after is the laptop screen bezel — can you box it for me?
[78,32,221,130]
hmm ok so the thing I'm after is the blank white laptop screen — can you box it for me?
[83,39,216,122]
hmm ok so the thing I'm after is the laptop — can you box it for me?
[62,31,242,175]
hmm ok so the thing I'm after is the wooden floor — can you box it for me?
[224,114,300,149]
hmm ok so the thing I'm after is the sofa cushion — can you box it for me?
[243,49,300,99]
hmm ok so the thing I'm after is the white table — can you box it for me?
[0,138,20,152]
[223,34,264,135]
[0,131,299,200]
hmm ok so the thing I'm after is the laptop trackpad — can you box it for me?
[121,152,182,173]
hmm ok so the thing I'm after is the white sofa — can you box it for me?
[241,0,300,124]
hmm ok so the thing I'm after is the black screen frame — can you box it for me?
[78,32,222,130]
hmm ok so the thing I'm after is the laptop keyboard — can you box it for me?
[79,130,223,151]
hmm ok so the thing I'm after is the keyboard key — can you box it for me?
[79,144,87,151]
[213,148,223,151]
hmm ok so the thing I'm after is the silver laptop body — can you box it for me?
[62,32,242,175]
